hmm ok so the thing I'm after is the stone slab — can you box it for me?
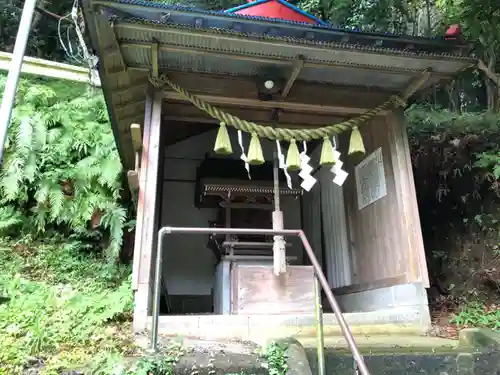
[147,306,431,343]
[458,328,500,350]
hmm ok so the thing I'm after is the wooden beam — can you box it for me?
[113,70,395,118]
[162,71,394,112]
[116,114,143,128]
[115,100,146,119]
[130,123,142,151]
[401,69,432,100]
[127,170,139,191]
[162,102,348,126]
[219,202,274,210]
[120,41,431,77]
[162,116,341,129]
[114,82,147,96]
[163,91,380,115]
[151,40,159,79]
[0,51,100,86]
[281,55,305,99]
[109,20,127,72]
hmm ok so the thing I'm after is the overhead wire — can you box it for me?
[36,0,100,87]
[55,0,85,63]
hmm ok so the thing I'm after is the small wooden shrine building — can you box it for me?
[81,0,474,339]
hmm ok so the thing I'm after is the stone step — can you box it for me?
[302,329,500,375]
[138,329,500,375]
[307,350,500,375]
[299,334,460,354]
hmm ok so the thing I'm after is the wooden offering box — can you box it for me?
[231,265,315,315]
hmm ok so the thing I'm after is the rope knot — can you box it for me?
[391,95,407,108]
[148,74,168,89]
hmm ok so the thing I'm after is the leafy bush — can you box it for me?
[450,302,500,330]
[0,75,129,259]
[0,239,133,374]
[261,342,288,375]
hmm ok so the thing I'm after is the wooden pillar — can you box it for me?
[132,86,153,292]
[132,86,163,331]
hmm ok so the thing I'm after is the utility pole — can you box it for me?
[0,0,38,163]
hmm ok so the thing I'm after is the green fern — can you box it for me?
[0,74,130,259]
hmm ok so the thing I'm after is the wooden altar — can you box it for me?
[80,0,475,335]
[193,157,311,314]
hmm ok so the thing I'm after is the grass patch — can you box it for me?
[0,238,134,374]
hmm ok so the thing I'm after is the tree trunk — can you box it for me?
[485,80,496,111]
[484,52,499,112]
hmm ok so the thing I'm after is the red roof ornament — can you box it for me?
[445,24,461,40]
[224,0,328,26]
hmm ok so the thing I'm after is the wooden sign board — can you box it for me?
[355,147,387,210]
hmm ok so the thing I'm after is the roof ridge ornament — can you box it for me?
[224,0,329,26]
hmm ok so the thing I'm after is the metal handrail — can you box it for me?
[150,226,370,375]
[314,277,326,375]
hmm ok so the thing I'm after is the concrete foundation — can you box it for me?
[140,307,430,344]
[134,282,432,341]
[337,282,430,316]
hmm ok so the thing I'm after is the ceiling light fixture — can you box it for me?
[264,80,275,90]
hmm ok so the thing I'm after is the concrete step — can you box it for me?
[299,334,459,354]
[307,349,500,375]
[137,329,500,375]
[302,330,500,375]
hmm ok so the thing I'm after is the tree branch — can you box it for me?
[34,5,72,23]
[478,59,500,85]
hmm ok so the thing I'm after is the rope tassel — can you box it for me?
[286,139,301,171]
[348,126,365,157]
[213,122,232,155]
[319,136,336,166]
[247,132,265,165]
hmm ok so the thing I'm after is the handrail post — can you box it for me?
[314,277,326,375]
[147,226,370,375]
[298,231,369,375]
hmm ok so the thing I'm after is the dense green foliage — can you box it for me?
[0,238,133,374]
[0,75,130,260]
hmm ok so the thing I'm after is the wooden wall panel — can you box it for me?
[231,265,315,315]
[319,167,351,288]
[340,112,428,287]
[389,110,429,287]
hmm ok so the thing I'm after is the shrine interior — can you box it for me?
[148,104,432,326]
[157,126,329,315]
